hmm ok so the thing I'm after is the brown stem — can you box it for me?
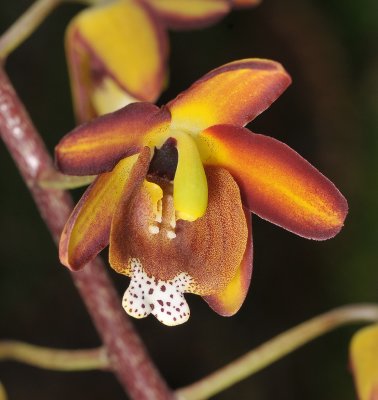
[0,66,173,399]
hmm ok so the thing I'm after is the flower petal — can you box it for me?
[59,148,151,271]
[203,209,253,316]
[167,58,291,133]
[110,166,248,296]
[145,0,230,30]
[66,0,168,121]
[350,324,378,400]
[55,103,170,175]
[197,124,348,240]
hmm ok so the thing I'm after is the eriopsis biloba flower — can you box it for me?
[56,59,348,325]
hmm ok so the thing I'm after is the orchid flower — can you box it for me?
[350,324,378,400]
[66,0,260,123]
[55,59,348,326]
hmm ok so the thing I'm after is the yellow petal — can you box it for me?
[59,149,150,270]
[197,124,348,240]
[66,0,168,121]
[350,324,378,400]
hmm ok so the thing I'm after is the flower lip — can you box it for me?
[110,166,248,296]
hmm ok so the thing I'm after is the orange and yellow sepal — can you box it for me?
[55,102,170,176]
[197,124,348,240]
[168,58,291,133]
[350,324,378,400]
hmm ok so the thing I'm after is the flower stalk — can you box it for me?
[0,0,61,61]
[176,304,378,400]
[0,66,173,400]
[0,341,109,371]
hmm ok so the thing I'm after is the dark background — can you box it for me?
[0,0,377,399]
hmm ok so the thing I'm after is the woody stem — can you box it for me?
[0,67,173,400]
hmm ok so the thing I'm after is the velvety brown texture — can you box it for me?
[110,166,248,295]
[203,208,253,316]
